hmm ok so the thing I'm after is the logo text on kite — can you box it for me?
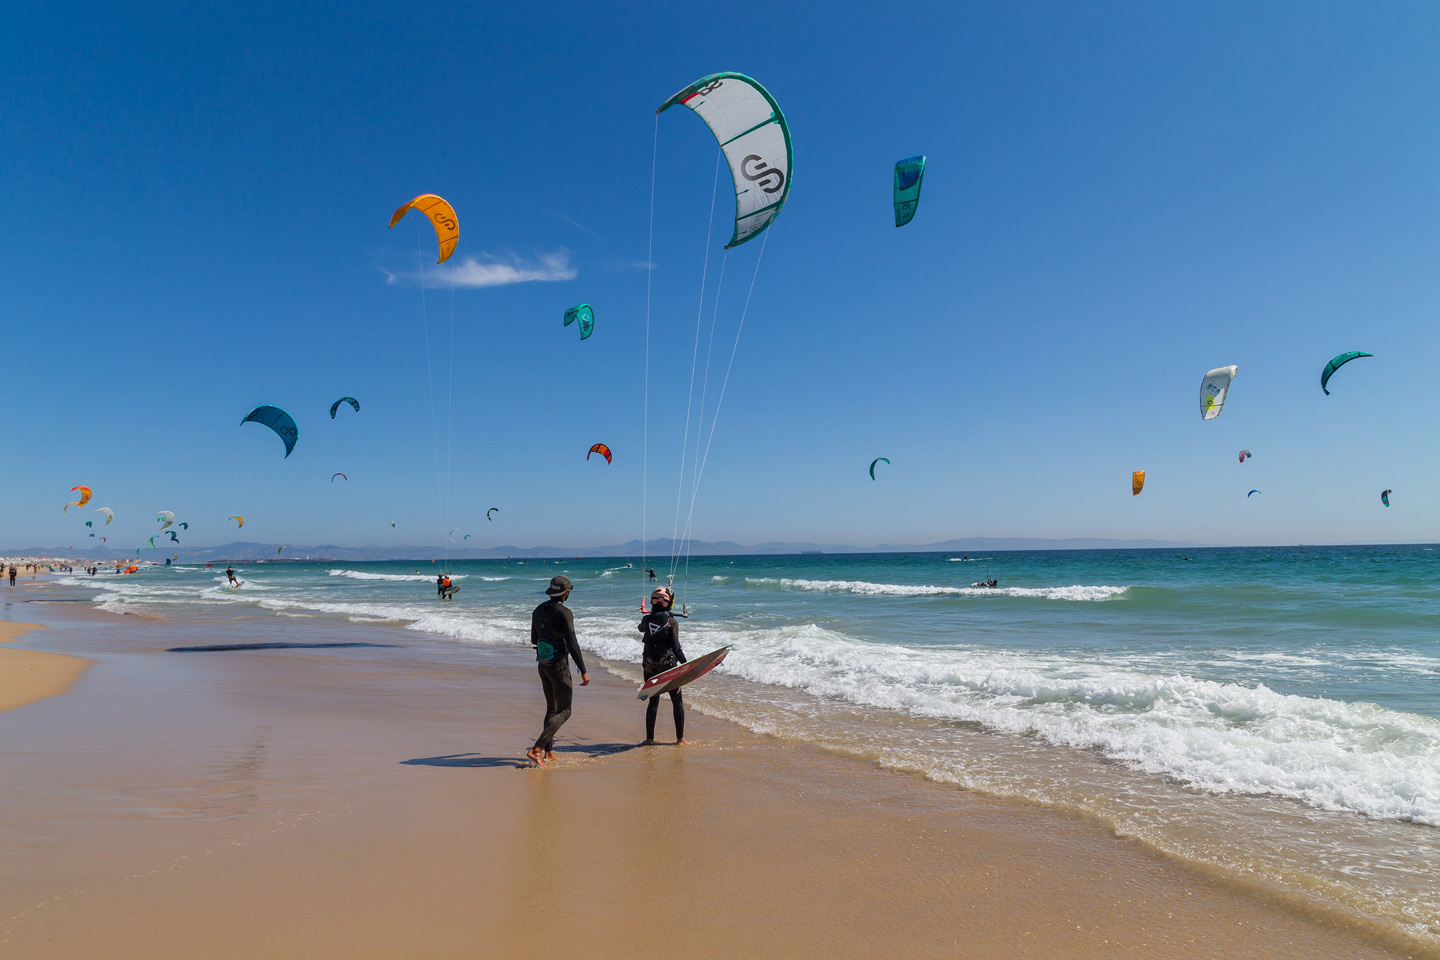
[741,155,785,194]
[695,79,724,96]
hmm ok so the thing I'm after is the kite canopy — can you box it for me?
[332,473,347,483]
[1238,450,1252,463]
[167,531,179,542]
[1321,351,1372,395]
[278,546,286,554]
[242,405,299,458]
[70,485,92,506]
[487,508,499,521]
[330,397,360,419]
[893,156,926,227]
[157,511,175,530]
[228,515,244,528]
[179,522,188,530]
[869,457,890,481]
[389,194,458,264]
[1248,489,1261,498]
[587,443,613,464]
[564,304,595,340]
[1200,365,1238,420]
[448,528,461,543]
[94,506,114,524]
[1132,471,1145,496]
[658,73,792,249]
[86,521,93,527]
[1381,489,1392,507]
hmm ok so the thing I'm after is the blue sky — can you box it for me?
[5,2,1440,551]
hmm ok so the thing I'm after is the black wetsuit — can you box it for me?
[531,598,588,752]
[638,607,687,741]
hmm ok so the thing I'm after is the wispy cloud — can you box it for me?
[445,251,578,288]
[386,250,578,288]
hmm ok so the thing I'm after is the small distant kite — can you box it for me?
[389,521,396,527]
[330,397,360,419]
[1247,489,1261,498]
[89,533,95,538]
[1381,489,1392,507]
[449,528,461,543]
[487,508,499,521]
[1238,450,1252,463]
[1321,352,1372,395]
[179,522,188,530]
[167,531,179,542]
[242,405,299,458]
[587,443,612,464]
[389,194,458,264]
[148,536,157,548]
[278,546,286,555]
[86,520,93,527]
[228,515,244,528]
[564,304,595,340]
[1132,470,1146,496]
[1200,366,1238,420]
[157,511,175,530]
[463,534,472,540]
[869,457,890,481]
[95,507,114,525]
[101,537,107,542]
[63,485,92,515]
[332,473,348,483]
[893,155,926,227]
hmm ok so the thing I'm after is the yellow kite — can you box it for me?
[1132,471,1145,496]
[389,194,458,264]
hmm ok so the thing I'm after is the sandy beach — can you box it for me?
[0,617,92,715]
[0,582,1423,960]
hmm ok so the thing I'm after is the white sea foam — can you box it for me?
[327,569,465,582]
[745,577,1127,601]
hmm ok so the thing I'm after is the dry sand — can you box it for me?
[0,596,1424,959]
[0,619,92,714]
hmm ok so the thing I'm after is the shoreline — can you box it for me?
[0,584,1424,959]
[0,618,92,714]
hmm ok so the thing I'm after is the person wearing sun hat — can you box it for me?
[527,575,590,767]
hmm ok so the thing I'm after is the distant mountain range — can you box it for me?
[3,536,1196,562]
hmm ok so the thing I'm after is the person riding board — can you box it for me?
[225,566,238,586]
[528,575,590,767]
[637,586,690,745]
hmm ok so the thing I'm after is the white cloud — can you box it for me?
[440,250,577,288]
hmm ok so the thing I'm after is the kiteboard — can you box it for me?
[637,645,731,701]
[442,586,461,601]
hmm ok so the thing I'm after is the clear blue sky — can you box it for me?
[5,2,1440,551]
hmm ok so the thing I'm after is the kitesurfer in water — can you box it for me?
[225,565,238,586]
[646,568,657,582]
[637,586,689,745]
[439,573,453,599]
[528,575,590,767]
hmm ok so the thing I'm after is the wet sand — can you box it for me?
[0,594,1424,959]
[0,619,92,714]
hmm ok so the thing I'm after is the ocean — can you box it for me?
[58,545,1440,947]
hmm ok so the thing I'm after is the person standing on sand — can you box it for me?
[528,575,590,767]
[8,565,16,586]
[638,585,689,745]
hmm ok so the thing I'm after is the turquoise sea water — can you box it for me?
[59,545,1440,948]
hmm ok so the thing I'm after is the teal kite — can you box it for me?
[869,457,890,481]
[1247,489,1261,498]
[564,304,595,340]
[1321,352,1372,395]
[330,397,359,419]
[1381,489,1392,507]
[893,156,926,227]
[242,405,299,457]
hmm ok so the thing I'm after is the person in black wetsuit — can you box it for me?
[646,568,657,582]
[637,585,689,745]
[527,575,590,767]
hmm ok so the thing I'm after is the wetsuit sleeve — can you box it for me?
[670,618,686,664]
[530,604,541,649]
[559,605,587,674]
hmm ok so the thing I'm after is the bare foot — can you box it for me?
[676,738,693,746]
[526,747,550,767]
[543,750,557,764]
